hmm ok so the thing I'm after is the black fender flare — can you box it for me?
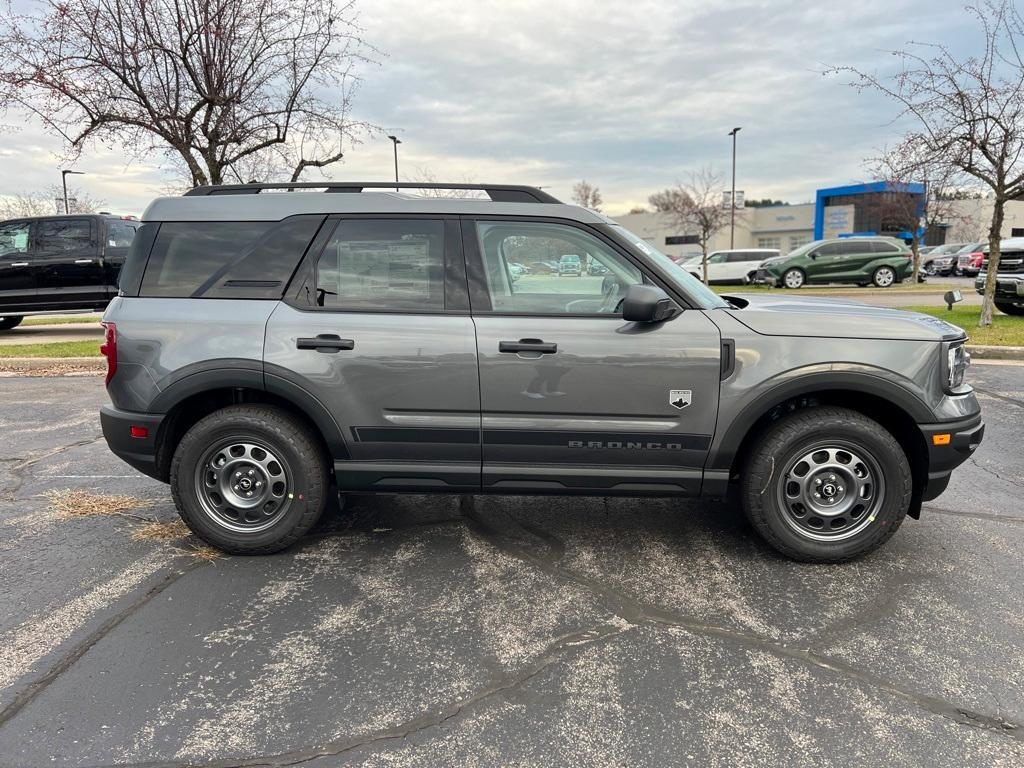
[708,369,933,472]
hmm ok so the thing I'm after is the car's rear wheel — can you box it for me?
[872,266,896,287]
[996,300,1024,316]
[741,406,911,562]
[170,405,329,554]
[0,315,24,331]
[782,268,805,289]
[924,261,937,276]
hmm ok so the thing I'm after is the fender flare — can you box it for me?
[708,369,933,472]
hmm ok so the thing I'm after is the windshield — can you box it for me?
[609,225,728,309]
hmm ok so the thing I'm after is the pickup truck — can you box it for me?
[0,213,139,330]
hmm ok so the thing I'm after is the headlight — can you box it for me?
[945,341,971,391]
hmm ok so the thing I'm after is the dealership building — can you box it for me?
[614,182,1024,259]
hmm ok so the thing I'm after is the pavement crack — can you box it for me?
[1,434,104,500]
[921,503,1024,525]
[0,560,204,732]
[968,456,1024,489]
[457,499,1024,744]
[974,386,1024,409]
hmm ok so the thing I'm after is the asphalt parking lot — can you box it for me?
[0,368,1022,767]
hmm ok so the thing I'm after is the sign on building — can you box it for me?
[823,204,855,239]
[722,190,745,210]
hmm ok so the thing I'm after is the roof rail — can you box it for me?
[183,182,562,204]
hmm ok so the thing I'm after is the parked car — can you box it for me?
[975,238,1024,315]
[922,242,969,276]
[684,248,780,285]
[558,253,582,276]
[508,262,526,282]
[753,237,913,288]
[0,213,139,330]
[100,181,982,563]
[587,261,609,276]
[955,243,986,276]
[531,260,558,274]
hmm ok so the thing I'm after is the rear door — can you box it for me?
[465,217,721,494]
[833,239,875,279]
[34,217,105,306]
[0,220,35,310]
[265,216,481,492]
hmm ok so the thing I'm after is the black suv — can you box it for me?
[0,213,139,329]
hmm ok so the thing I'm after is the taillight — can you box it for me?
[100,322,117,385]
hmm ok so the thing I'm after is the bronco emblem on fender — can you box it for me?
[669,389,692,409]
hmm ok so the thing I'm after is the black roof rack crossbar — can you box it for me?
[183,182,562,204]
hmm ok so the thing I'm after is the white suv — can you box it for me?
[686,249,780,284]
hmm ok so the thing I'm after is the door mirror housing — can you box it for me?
[622,284,677,323]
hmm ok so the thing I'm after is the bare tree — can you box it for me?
[0,186,105,218]
[866,138,973,283]
[649,167,729,284]
[571,180,603,211]
[832,0,1024,326]
[0,0,374,188]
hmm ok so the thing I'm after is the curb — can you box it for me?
[965,344,1024,361]
[0,356,105,375]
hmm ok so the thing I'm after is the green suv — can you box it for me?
[754,237,913,289]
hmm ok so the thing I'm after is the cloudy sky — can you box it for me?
[0,0,981,215]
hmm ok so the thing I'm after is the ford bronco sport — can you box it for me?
[100,182,984,562]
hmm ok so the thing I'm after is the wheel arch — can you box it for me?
[149,369,347,482]
[711,373,931,518]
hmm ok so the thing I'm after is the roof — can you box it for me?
[142,190,604,224]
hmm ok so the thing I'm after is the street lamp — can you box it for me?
[727,127,741,248]
[387,135,401,191]
[61,170,85,214]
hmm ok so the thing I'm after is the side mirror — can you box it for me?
[808,251,818,260]
[622,284,677,323]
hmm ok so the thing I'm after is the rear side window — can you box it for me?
[140,217,323,299]
[106,219,138,247]
[314,219,445,311]
[871,241,900,253]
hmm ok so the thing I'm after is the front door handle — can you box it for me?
[296,334,355,353]
[499,339,557,354]
[9,261,29,267]
[74,258,93,264]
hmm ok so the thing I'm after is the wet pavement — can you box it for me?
[0,368,1021,767]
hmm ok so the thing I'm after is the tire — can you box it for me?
[995,301,1024,316]
[924,261,937,276]
[872,265,896,288]
[782,268,805,289]
[0,315,24,331]
[740,406,911,563]
[170,405,329,554]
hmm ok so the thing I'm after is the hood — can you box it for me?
[721,293,967,342]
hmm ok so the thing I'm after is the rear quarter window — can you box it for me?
[139,217,324,299]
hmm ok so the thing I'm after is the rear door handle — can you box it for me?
[296,334,355,352]
[499,339,557,354]
[9,262,29,267]
[74,258,93,264]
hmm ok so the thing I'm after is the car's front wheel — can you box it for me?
[170,405,329,554]
[0,315,24,331]
[872,266,897,287]
[996,300,1024,316]
[782,268,805,289]
[741,406,911,562]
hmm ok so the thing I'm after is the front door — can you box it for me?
[264,216,481,492]
[34,218,106,307]
[0,220,34,311]
[465,218,721,494]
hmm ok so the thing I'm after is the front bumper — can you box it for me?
[974,273,1024,299]
[100,405,165,480]
[751,268,778,285]
[917,413,985,501]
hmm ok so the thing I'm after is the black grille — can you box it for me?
[981,254,1024,274]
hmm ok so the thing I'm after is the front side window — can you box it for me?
[0,221,29,256]
[315,219,445,311]
[38,219,91,252]
[106,219,139,247]
[475,221,641,315]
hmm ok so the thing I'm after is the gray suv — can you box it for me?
[100,182,984,562]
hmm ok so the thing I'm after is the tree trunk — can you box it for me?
[979,196,1005,327]
[701,245,709,285]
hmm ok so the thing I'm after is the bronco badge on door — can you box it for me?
[669,390,692,409]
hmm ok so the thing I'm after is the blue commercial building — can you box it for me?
[813,181,927,242]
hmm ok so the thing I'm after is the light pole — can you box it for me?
[387,135,401,191]
[61,170,85,214]
[727,127,741,248]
